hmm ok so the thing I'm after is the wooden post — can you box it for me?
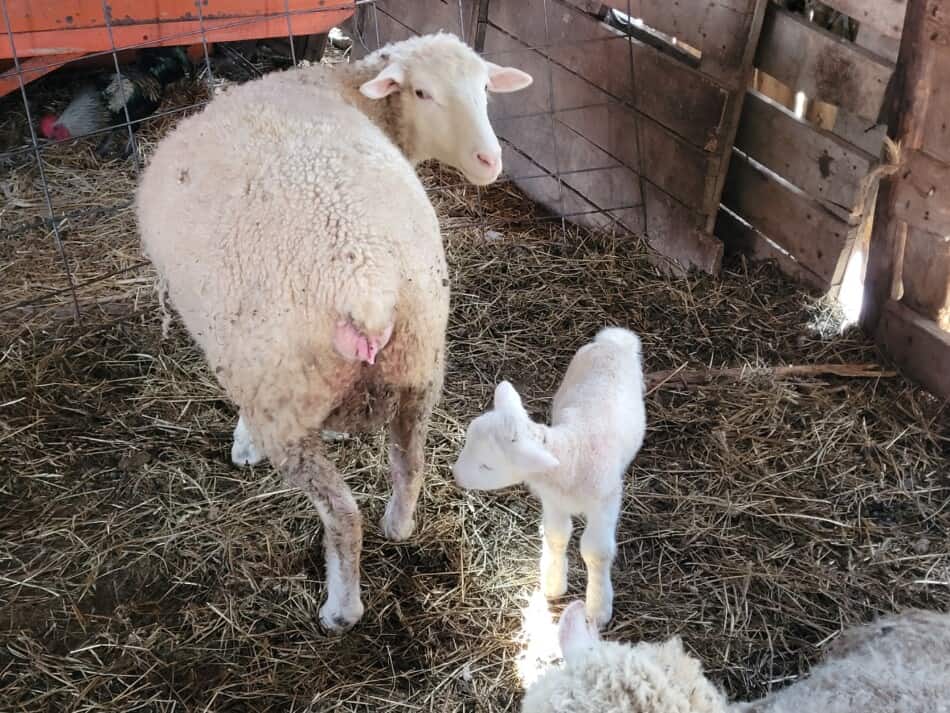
[861,0,950,398]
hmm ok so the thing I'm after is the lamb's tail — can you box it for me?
[595,327,641,354]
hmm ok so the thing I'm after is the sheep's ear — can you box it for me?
[514,438,559,473]
[485,62,533,93]
[360,63,405,99]
[493,380,525,415]
[558,600,599,665]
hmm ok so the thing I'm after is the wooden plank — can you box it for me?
[925,0,950,45]
[597,0,759,88]
[722,152,852,282]
[370,0,474,41]
[487,0,730,150]
[756,3,895,120]
[855,23,901,63]
[716,207,826,290]
[892,149,950,236]
[831,107,888,156]
[642,182,723,274]
[735,91,878,215]
[820,0,908,40]
[900,227,950,329]
[637,114,719,211]
[922,44,950,162]
[875,299,950,398]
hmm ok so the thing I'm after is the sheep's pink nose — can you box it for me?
[475,151,500,172]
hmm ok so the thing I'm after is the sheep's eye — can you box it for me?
[414,88,431,100]
[479,464,493,472]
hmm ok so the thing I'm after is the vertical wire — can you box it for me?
[283,0,298,65]
[100,1,140,171]
[540,0,567,235]
[626,0,648,235]
[463,0,487,237]
[371,0,382,49]
[193,0,216,90]
[1,0,82,321]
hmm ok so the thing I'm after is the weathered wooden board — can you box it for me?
[875,299,950,398]
[756,3,895,120]
[831,107,889,156]
[369,0,471,39]
[892,149,950,236]
[487,0,730,150]
[594,0,758,88]
[925,0,950,46]
[643,182,724,274]
[922,44,950,163]
[900,227,950,329]
[722,152,851,282]
[716,208,826,289]
[820,0,907,40]
[855,23,901,63]
[735,91,878,215]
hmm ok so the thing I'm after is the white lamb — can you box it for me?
[523,601,950,713]
[136,33,532,632]
[451,327,647,627]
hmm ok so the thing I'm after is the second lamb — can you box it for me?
[451,327,647,626]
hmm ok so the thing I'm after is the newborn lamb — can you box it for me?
[452,327,646,626]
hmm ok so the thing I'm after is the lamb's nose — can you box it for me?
[475,151,500,172]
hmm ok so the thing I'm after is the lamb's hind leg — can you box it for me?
[581,495,620,628]
[381,385,437,541]
[282,440,364,633]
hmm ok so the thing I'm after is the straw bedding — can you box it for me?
[0,53,948,713]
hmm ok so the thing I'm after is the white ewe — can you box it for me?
[523,602,950,713]
[136,32,532,633]
[451,327,646,626]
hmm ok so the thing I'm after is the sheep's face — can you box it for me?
[360,34,533,186]
[452,381,559,490]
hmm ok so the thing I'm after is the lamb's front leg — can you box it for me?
[540,503,572,599]
[381,385,437,541]
[580,495,620,628]
[281,442,364,633]
[231,414,265,466]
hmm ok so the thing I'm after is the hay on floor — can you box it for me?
[1,56,948,713]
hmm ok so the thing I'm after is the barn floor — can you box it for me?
[1,60,949,712]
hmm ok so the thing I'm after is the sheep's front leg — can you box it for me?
[282,443,364,633]
[581,496,620,628]
[540,503,572,599]
[381,386,435,541]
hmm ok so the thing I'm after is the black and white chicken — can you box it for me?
[39,46,191,155]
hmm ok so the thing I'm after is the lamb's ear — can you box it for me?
[513,438,559,473]
[360,63,405,99]
[485,61,534,93]
[558,600,599,665]
[493,380,525,416]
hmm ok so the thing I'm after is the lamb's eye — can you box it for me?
[415,88,431,100]
[479,464,493,472]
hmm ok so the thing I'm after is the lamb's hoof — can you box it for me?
[320,430,350,442]
[381,501,415,542]
[231,438,265,467]
[585,597,613,629]
[319,598,364,634]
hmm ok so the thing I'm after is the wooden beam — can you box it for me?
[900,227,950,329]
[921,44,950,162]
[735,90,878,216]
[892,149,950,236]
[756,3,895,121]
[875,299,950,398]
[863,0,937,330]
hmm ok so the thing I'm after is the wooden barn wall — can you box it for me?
[350,0,769,275]
[718,0,907,295]
[862,0,950,400]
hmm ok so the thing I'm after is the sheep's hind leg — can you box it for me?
[282,441,364,633]
[540,503,572,598]
[381,386,435,542]
[581,496,620,628]
[231,414,265,467]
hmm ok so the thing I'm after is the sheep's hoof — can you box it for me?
[585,596,613,629]
[231,438,265,467]
[319,598,364,634]
[542,571,568,599]
[381,501,415,542]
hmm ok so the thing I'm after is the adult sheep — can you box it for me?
[136,33,532,632]
[522,601,950,713]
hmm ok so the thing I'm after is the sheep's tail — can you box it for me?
[595,327,641,354]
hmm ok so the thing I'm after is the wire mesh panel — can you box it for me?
[0,0,356,324]
[352,0,768,274]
